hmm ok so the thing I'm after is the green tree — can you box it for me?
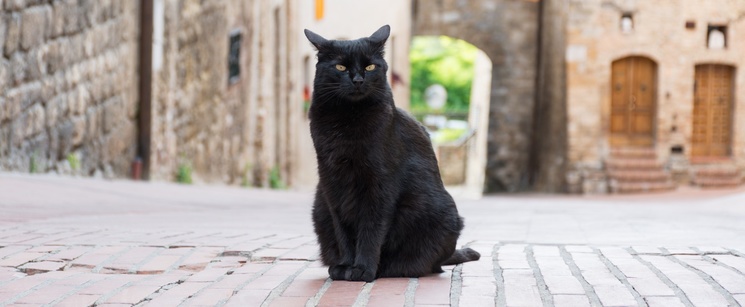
[409,36,479,114]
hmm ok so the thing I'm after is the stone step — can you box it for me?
[609,147,657,159]
[610,180,676,194]
[693,177,743,189]
[608,170,670,182]
[606,158,663,170]
[692,167,740,178]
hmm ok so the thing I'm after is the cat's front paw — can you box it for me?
[345,265,376,282]
[328,265,349,280]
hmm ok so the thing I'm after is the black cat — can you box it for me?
[305,25,480,282]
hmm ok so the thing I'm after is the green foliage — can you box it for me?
[433,128,468,144]
[66,153,80,171]
[29,154,38,174]
[410,36,479,113]
[269,166,286,190]
[177,162,193,184]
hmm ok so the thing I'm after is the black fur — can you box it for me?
[305,25,479,282]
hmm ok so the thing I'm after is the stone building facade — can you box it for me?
[563,0,745,193]
[1,0,301,188]
[5,0,740,194]
[0,1,140,177]
[147,0,299,188]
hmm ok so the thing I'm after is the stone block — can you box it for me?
[24,47,45,82]
[0,125,9,157]
[40,74,56,102]
[85,106,100,139]
[0,59,8,97]
[47,126,59,160]
[3,12,20,56]
[25,103,45,137]
[45,95,68,128]
[3,0,24,11]
[20,6,49,51]
[124,86,138,119]
[0,13,6,53]
[50,1,66,38]
[3,86,35,122]
[62,2,85,35]
[69,86,90,115]
[43,40,64,74]
[71,115,86,145]
[80,142,101,174]
[104,123,130,162]
[0,98,6,123]
[10,115,25,147]
[9,52,25,85]
[57,119,75,159]
[103,97,122,133]
[2,91,21,122]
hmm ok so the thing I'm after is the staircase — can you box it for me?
[605,147,676,193]
[691,160,743,189]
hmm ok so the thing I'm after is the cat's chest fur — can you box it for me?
[310,103,402,194]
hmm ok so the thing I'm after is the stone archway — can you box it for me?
[412,0,540,192]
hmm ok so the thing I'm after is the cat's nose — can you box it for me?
[353,74,364,87]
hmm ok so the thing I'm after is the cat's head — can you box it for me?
[304,25,390,102]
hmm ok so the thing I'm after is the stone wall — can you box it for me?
[0,0,140,177]
[148,0,299,187]
[412,0,539,192]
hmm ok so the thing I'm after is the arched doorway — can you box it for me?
[409,36,491,199]
[692,64,736,158]
[610,56,657,147]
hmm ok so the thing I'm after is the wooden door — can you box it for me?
[692,64,735,157]
[610,57,657,146]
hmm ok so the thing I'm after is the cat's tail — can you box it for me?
[442,247,481,265]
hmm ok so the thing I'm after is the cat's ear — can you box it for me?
[368,25,390,45]
[304,29,329,51]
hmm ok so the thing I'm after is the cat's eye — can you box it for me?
[365,64,376,71]
[335,65,346,71]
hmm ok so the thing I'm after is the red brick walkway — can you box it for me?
[1,174,745,306]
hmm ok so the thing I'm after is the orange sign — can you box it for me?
[315,0,324,20]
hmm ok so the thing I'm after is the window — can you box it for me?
[707,25,727,49]
[620,13,633,33]
[228,30,242,84]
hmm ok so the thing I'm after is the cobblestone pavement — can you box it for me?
[1,174,744,306]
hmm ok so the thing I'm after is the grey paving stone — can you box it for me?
[710,254,745,275]
[735,294,745,306]
[641,255,730,306]
[645,296,686,307]
[593,285,637,307]
[564,245,594,253]
[676,255,745,294]
[626,277,675,297]
[632,246,663,255]
[553,294,591,307]
[502,269,543,307]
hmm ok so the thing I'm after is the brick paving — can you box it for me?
[1,174,745,306]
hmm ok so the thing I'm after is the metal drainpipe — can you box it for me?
[137,0,154,180]
[528,0,545,188]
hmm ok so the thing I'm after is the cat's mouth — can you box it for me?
[347,89,368,100]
